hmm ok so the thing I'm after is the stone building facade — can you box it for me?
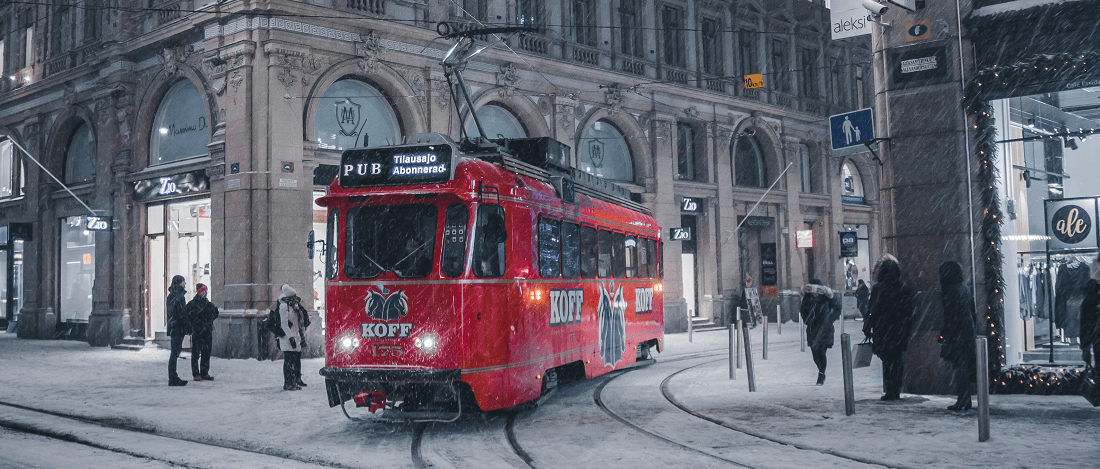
[0,0,877,356]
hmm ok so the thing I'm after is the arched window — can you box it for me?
[467,104,526,139]
[0,138,25,199]
[733,134,765,187]
[150,80,209,165]
[841,161,865,204]
[579,120,633,181]
[65,122,96,184]
[314,79,400,151]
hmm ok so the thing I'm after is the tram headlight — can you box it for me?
[337,334,360,352]
[414,333,439,353]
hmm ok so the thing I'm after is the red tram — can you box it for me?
[317,133,664,418]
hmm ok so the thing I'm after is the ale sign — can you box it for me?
[1045,197,1099,252]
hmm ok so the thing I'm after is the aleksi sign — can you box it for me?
[1045,197,1099,252]
[830,0,871,40]
[132,171,210,202]
[340,145,454,187]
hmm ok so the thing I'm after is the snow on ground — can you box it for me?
[0,319,1097,468]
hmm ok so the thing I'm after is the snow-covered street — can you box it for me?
[1,323,1097,468]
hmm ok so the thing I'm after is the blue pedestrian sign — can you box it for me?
[829,108,875,151]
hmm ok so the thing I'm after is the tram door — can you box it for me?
[146,199,212,340]
[680,215,698,318]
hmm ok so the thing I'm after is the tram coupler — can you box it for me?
[354,391,387,413]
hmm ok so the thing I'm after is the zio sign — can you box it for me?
[85,216,112,231]
[681,197,700,213]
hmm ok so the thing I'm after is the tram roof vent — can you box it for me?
[489,137,571,172]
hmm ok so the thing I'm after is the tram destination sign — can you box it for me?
[340,145,454,188]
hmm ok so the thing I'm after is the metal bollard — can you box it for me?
[777,304,782,335]
[762,312,769,360]
[688,309,693,343]
[735,308,743,369]
[840,307,845,334]
[729,325,737,380]
[743,324,756,392]
[841,333,855,416]
[977,337,990,442]
[800,309,806,352]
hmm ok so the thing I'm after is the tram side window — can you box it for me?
[538,217,561,278]
[474,204,507,278]
[637,238,649,279]
[561,222,580,278]
[442,204,469,278]
[652,240,662,278]
[624,236,637,278]
[579,226,598,278]
[597,229,612,278]
[611,232,626,278]
[326,209,339,279]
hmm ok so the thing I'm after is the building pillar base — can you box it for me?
[88,308,126,347]
[17,308,56,340]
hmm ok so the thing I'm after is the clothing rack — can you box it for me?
[1040,248,1098,362]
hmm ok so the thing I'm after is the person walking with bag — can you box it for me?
[800,279,841,385]
[275,284,311,391]
[938,261,976,411]
[166,275,192,387]
[187,283,220,382]
[865,258,915,400]
[1081,255,1100,369]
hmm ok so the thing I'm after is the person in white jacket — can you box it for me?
[275,284,311,391]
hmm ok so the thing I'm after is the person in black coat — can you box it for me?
[938,261,976,411]
[1080,255,1100,369]
[856,280,870,323]
[864,258,915,400]
[187,283,220,382]
[166,275,191,386]
[801,279,841,385]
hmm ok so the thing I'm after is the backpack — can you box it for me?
[263,306,285,337]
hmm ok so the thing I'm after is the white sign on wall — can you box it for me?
[831,0,872,40]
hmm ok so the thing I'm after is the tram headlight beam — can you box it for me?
[414,333,440,353]
[337,334,361,352]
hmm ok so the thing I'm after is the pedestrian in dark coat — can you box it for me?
[276,284,311,391]
[187,283,220,382]
[166,275,191,386]
[801,279,841,385]
[864,258,915,400]
[938,261,976,411]
[1080,255,1100,369]
[856,280,870,323]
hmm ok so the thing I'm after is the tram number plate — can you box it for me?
[372,345,404,357]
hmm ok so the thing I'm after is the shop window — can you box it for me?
[677,122,706,181]
[618,0,643,58]
[561,222,580,278]
[473,204,507,278]
[345,204,437,279]
[60,215,95,323]
[538,217,561,277]
[517,0,544,29]
[841,161,865,204]
[314,79,400,152]
[739,30,756,77]
[571,0,596,47]
[467,104,526,140]
[661,5,685,68]
[733,134,765,187]
[597,229,612,278]
[0,138,26,199]
[65,122,96,184]
[801,48,818,98]
[580,120,633,182]
[465,0,488,21]
[771,39,789,93]
[701,18,722,76]
[579,225,598,278]
[442,203,469,278]
[150,80,209,165]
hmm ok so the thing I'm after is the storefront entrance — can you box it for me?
[146,198,212,340]
[0,226,24,330]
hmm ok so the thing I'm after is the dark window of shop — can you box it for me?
[771,39,789,93]
[733,135,765,187]
[83,0,100,43]
[800,144,822,194]
[677,122,706,181]
[830,59,844,106]
[739,30,756,76]
[345,204,437,279]
[571,0,596,47]
[517,0,543,29]
[150,80,209,166]
[801,48,818,98]
[611,232,626,278]
[855,66,866,108]
[0,138,26,199]
[597,229,612,278]
[624,236,638,278]
[442,204,469,278]
[65,122,95,185]
[580,225,598,278]
[637,237,650,278]
[60,215,94,331]
[580,120,634,182]
[661,5,685,68]
[315,79,400,152]
[619,0,643,58]
[325,209,339,279]
[50,6,71,57]
[465,0,488,21]
[701,18,721,76]
[562,222,580,278]
[473,204,507,278]
[538,217,561,278]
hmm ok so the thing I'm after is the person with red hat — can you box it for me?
[186,283,220,381]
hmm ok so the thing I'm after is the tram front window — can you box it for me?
[346,204,437,279]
